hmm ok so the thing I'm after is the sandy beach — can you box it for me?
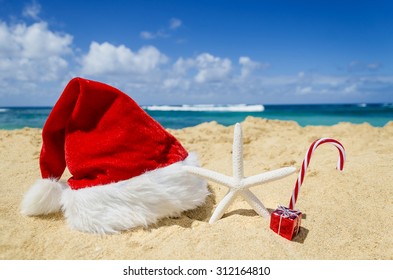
[1,116,392,260]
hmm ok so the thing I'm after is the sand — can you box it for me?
[0,117,392,260]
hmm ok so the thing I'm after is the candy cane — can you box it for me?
[289,138,346,210]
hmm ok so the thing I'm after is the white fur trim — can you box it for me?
[21,178,65,216]
[61,153,209,234]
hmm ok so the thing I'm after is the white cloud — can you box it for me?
[140,29,170,40]
[80,42,168,76]
[169,18,182,30]
[194,53,232,83]
[296,86,312,95]
[367,63,381,71]
[172,57,194,75]
[140,18,182,40]
[0,21,72,82]
[239,56,264,78]
[348,60,381,72]
[163,78,190,90]
[170,53,232,84]
[140,31,155,40]
[344,83,357,93]
[22,1,41,20]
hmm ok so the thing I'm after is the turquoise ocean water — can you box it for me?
[0,104,392,130]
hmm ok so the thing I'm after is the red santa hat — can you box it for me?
[21,77,208,234]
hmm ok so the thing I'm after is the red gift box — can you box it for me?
[270,206,302,240]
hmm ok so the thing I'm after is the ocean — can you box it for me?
[0,103,392,130]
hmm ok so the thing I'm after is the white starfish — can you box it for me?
[183,123,296,224]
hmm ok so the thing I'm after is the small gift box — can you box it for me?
[270,206,302,240]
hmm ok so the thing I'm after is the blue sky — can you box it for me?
[0,0,392,106]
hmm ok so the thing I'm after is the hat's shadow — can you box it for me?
[34,212,64,221]
[146,185,216,230]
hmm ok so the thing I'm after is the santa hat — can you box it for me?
[21,77,209,234]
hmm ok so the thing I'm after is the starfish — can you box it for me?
[183,123,296,224]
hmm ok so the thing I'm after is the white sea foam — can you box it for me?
[0,108,9,113]
[144,104,265,112]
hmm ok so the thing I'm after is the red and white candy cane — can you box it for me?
[289,138,346,210]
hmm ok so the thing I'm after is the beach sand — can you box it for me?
[1,117,392,260]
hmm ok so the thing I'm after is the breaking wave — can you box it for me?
[143,104,265,112]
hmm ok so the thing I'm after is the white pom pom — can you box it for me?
[21,178,65,216]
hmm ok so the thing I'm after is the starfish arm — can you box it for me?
[209,190,238,224]
[232,123,244,180]
[240,189,270,218]
[242,166,296,188]
[182,166,234,187]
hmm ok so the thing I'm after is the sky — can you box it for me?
[0,0,392,106]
